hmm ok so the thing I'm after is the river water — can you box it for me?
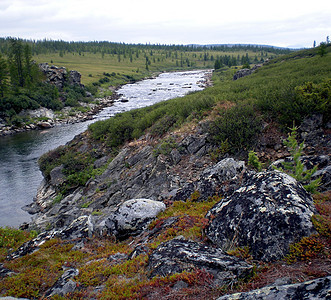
[0,70,211,228]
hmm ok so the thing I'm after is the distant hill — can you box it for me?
[189,43,296,50]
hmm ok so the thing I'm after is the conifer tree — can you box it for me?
[8,38,25,88]
[0,53,8,97]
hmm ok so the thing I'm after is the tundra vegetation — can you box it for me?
[0,41,330,299]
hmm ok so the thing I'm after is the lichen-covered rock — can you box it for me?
[148,237,253,286]
[233,64,262,80]
[197,158,247,198]
[205,170,317,261]
[45,268,79,297]
[105,198,166,239]
[217,276,331,299]
[8,215,93,259]
[173,158,247,201]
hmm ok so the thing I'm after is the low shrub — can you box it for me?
[285,235,326,264]
[208,102,262,153]
[89,92,215,148]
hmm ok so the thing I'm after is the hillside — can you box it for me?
[0,45,330,299]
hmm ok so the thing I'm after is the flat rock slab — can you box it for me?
[217,275,331,299]
[148,237,253,286]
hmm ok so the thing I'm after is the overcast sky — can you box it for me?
[0,0,330,48]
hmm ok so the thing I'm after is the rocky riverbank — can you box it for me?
[0,62,330,298]
[5,109,328,298]
[0,96,116,136]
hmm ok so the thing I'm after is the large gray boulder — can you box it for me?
[148,237,253,286]
[217,276,331,299]
[205,170,317,261]
[105,198,166,239]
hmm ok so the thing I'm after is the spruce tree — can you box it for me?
[8,38,24,88]
[0,53,8,97]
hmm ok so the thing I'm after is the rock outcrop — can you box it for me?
[148,237,253,286]
[28,131,215,232]
[217,276,331,300]
[233,64,262,80]
[45,268,79,297]
[103,198,166,239]
[39,63,83,89]
[173,157,248,201]
[205,170,317,261]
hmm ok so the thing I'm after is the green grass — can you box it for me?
[33,49,276,86]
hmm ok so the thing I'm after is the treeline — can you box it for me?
[213,52,269,69]
[0,39,87,126]
[0,38,292,57]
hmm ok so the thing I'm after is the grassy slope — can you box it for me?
[87,45,330,152]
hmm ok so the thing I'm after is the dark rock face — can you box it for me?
[68,70,81,86]
[8,215,93,260]
[148,237,253,286]
[45,268,79,297]
[0,263,14,278]
[39,63,83,89]
[299,113,331,154]
[205,171,317,261]
[49,165,66,186]
[217,276,331,300]
[233,65,262,80]
[173,158,248,201]
[104,198,166,240]
[312,165,331,192]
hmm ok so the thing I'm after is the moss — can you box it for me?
[0,238,87,298]
[0,228,37,262]
[227,246,252,261]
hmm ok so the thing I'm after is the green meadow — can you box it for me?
[33,49,274,85]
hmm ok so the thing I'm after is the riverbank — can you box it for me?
[0,69,213,228]
[0,70,212,137]
[0,94,117,137]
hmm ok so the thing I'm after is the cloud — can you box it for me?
[0,0,330,47]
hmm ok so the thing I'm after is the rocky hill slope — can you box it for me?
[0,47,330,299]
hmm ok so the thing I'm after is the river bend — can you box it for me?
[0,70,211,227]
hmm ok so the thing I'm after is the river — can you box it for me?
[0,70,211,228]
